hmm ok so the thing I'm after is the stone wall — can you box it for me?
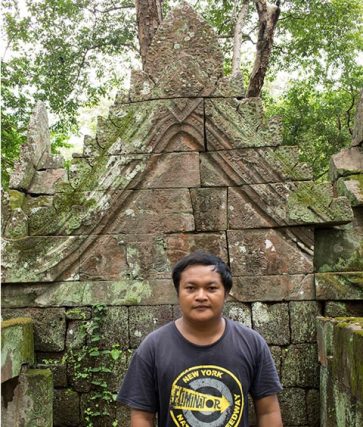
[1,4,363,426]
[317,317,363,426]
[1,318,53,426]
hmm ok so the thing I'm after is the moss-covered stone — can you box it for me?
[337,174,363,207]
[279,388,307,425]
[9,190,25,209]
[281,344,319,387]
[1,318,34,382]
[290,301,321,343]
[315,272,363,300]
[288,182,353,225]
[53,388,80,426]
[252,302,290,345]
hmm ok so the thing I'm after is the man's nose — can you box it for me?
[195,288,207,300]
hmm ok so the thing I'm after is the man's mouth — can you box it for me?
[193,306,211,310]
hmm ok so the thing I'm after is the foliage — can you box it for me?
[62,304,128,426]
[1,0,137,186]
[2,0,362,184]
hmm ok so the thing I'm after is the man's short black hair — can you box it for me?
[172,251,233,293]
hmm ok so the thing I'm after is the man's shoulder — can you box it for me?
[226,318,267,345]
[137,321,175,350]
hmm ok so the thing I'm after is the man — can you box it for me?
[118,251,283,427]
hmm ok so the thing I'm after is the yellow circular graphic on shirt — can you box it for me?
[169,365,244,427]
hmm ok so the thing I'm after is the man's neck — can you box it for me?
[175,316,226,346]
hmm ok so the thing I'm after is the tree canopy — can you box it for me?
[1,0,362,185]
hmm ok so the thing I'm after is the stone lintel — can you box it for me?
[315,272,363,300]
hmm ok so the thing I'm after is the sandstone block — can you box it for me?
[80,391,116,426]
[36,363,67,387]
[28,169,66,195]
[53,389,80,426]
[290,301,321,343]
[337,175,363,206]
[352,89,363,146]
[2,368,53,427]
[92,349,129,392]
[228,229,313,276]
[270,346,282,376]
[66,321,87,350]
[97,307,128,349]
[129,305,173,348]
[65,307,92,320]
[165,232,228,266]
[281,344,319,387]
[200,147,312,187]
[315,224,363,273]
[190,188,227,231]
[279,388,307,425]
[232,274,314,302]
[252,302,290,345]
[315,272,363,300]
[324,301,363,317]
[2,308,66,352]
[316,316,335,367]
[1,318,34,382]
[205,98,282,150]
[109,189,194,234]
[223,302,252,328]
[3,208,28,239]
[329,146,363,181]
[131,152,200,189]
[306,389,320,427]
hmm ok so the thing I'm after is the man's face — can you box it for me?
[178,264,226,324]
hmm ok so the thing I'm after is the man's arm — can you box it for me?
[254,394,283,427]
[130,409,155,427]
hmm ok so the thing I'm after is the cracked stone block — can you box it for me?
[2,308,66,352]
[190,188,227,231]
[290,301,321,343]
[54,389,80,427]
[281,344,319,387]
[223,302,252,328]
[252,302,290,345]
[129,305,173,348]
[228,229,313,276]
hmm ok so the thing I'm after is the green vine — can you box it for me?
[63,304,126,426]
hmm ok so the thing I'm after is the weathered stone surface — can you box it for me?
[282,344,319,387]
[109,189,195,234]
[223,302,252,328]
[352,89,363,146]
[289,301,321,343]
[36,363,67,387]
[316,316,335,367]
[129,305,173,348]
[53,388,80,426]
[212,75,245,98]
[65,307,92,320]
[206,98,282,149]
[279,388,307,425]
[315,223,363,273]
[80,391,116,426]
[324,301,363,317]
[143,3,223,98]
[132,152,200,189]
[2,308,66,352]
[1,318,34,382]
[315,272,363,300]
[232,274,314,302]
[7,280,177,307]
[330,146,363,181]
[3,208,28,239]
[228,229,313,275]
[306,389,320,427]
[2,368,53,427]
[9,102,51,190]
[337,175,363,206]
[190,188,227,231]
[92,349,129,392]
[66,321,87,350]
[165,232,228,266]
[97,306,129,349]
[28,169,66,195]
[252,302,290,345]
[2,236,84,283]
[270,346,282,376]
[200,147,312,186]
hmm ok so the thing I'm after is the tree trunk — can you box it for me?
[135,0,162,69]
[247,0,280,97]
[231,0,250,77]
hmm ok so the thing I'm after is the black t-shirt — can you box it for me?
[117,318,282,427]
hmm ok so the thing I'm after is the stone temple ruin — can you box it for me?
[1,3,363,426]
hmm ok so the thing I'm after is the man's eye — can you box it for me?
[208,287,217,291]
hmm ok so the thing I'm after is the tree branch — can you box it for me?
[231,0,250,77]
[247,0,281,97]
